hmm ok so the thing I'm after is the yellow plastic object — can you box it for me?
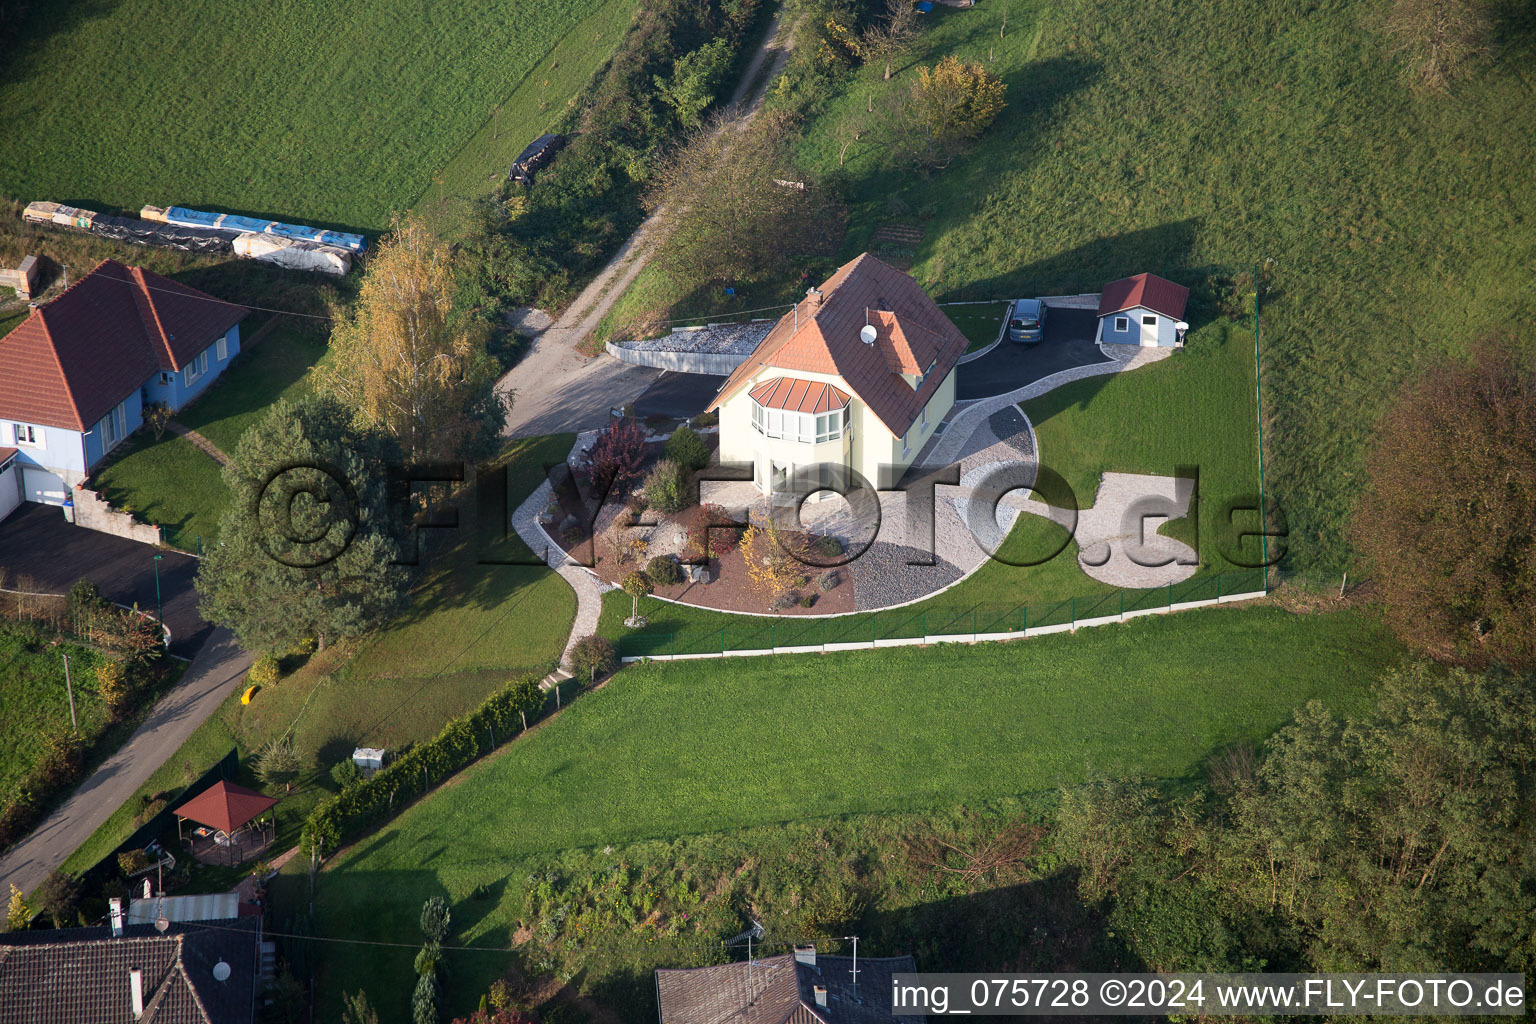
[241,685,259,705]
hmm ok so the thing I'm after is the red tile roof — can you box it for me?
[1097,272,1189,321]
[0,260,247,431]
[748,377,851,414]
[173,781,276,835]
[708,254,967,437]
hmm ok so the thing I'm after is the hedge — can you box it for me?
[301,673,546,856]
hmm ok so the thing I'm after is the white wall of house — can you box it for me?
[718,364,958,492]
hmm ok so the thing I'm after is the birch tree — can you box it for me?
[324,215,507,462]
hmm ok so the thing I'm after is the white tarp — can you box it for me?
[233,232,351,276]
[352,747,386,774]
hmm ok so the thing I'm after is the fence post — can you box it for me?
[1070,596,1075,629]
[972,609,977,639]
[670,633,674,658]
[1022,604,1027,634]
[872,616,877,648]
[922,611,926,642]
[1168,582,1173,608]
[1216,573,1222,601]
[720,628,725,655]
[1119,590,1124,618]
[822,619,826,650]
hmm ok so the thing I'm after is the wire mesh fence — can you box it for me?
[618,567,1275,659]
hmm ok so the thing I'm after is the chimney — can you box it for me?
[805,286,823,311]
[813,985,828,1008]
[109,898,124,937]
[794,944,816,966]
[130,969,144,1019]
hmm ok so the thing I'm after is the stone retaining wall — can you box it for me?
[71,486,163,546]
[605,341,747,375]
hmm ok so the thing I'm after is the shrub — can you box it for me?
[818,570,840,592]
[117,849,152,876]
[255,737,306,793]
[562,524,584,545]
[772,592,797,610]
[798,594,817,608]
[589,418,647,496]
[569,634,617,682]
[330,758,362,790]
[642,458,690,514]
[67,578,104,614]
[143,401,173,440]
[811,534,844,559]
[684,504,742,560]
[664,425,710,471]
[96,659,131,716]
[646,555,684,587]
[247,654,280,689]
[691,410,719,428]
[33,870,79,929]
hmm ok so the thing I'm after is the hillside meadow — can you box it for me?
[0,0,637,231]
[789,0,1536,570]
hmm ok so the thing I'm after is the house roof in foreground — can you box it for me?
[0,260,247,431]
[1096,272,1189,321]
[656,950,918,1024]
[707,254,967,438]
[0,917,259,1024]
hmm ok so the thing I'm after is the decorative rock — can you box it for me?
[624,615,649,629]
[689,564,712,584]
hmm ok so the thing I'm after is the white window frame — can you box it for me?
[216,335,229,361]
[98,400,128,452]
[1141,314,1158,327]
[902,429,910,459]
[1114,316,1129,333]
[752,399,845,444]
[920,405,928,432]
[14,423,44,449]
[183,349,209,387]
[159,371,173,386]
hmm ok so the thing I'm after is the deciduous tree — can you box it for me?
[740,519,804,610]
[1351,338,1536,668]
[647,110,843,285]
[1385,0,1492,92]
[323,214,507,462]
[883,56,1007,170]
[861,0,920,81]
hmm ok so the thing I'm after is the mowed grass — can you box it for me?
[414,0,638,237]
[61,435,580,874]
[89,324,330,551]
[0,0,630,231]
[946,300,1010,352]
[313,604,1398,1017]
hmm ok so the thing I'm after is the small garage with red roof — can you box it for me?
[1096,272,1190,348]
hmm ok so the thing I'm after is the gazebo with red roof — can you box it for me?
[174,780,277,841]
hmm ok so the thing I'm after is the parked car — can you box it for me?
[1008,299,1047,343]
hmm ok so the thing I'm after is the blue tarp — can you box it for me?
[165,205,367,252]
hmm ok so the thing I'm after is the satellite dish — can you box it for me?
[859,324,877,345]
[154,917,170,933]
[212,961,231,982]
[1174,321,1189,331]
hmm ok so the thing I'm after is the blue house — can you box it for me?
[1096,272,1190,347]
[0,259,247,518]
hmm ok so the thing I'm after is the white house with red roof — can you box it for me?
[706,253,968,493]
[0,259,247,511]
[1095,272,1190,347]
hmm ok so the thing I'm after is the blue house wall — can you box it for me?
[1098,306,1181,347]
[145,324,242,412]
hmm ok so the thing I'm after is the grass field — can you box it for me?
[311,603,1400,1019]
[61,435,580,875]
[0,0,634,232]
[946,300,1010,353]
[787,0,1536,570]
[89,323,330,551]
[0,626,107,795]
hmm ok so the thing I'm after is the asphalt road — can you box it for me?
[955,307,1111,401]
[0,502,208,657]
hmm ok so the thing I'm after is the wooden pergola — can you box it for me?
[174,780,277,845]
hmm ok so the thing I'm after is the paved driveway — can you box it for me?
[956,307,1111,401]
[0,502,208,657]
[632,371,727,420]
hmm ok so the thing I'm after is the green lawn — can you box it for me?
[946,300,1010,353]
[0,0,632,232]
[61,435,579,875]
[88,323,330,551]
[787,0,1536,571]
[312,603,1400,1019]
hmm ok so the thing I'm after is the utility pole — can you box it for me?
[1252,260,1271,592]
[843,935,860,999]
[153,553,164,623]
[62,653,77,732]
